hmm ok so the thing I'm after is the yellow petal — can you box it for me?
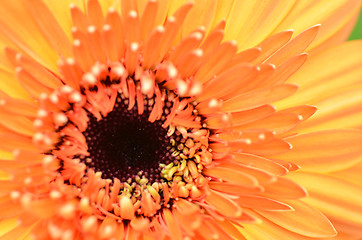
[287,172,362,236]
[296,87,362,132]
[0,0,60,72]
[209,0,234,30]
[25,0,72,58]
[0,218,17,237]
[330,161,362,188]
[272,0,361,51]
[273,130,362,172]
[0,69,30,100]
[275,41,362,108]
[182,0,217,37]
[309,10,360,56]
[238,209,333,240]
[257,200,337,238]
[215,220,247,240]
[43,0,84,40]
[224,0,296,50]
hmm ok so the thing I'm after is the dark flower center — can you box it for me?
[83,95,173,183]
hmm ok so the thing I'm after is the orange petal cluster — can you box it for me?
[0,0,361,240]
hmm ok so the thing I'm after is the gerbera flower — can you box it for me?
[0,0,361,239]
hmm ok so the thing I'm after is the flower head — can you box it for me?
[0,0,362,239]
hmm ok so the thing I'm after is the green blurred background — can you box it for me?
[348,10,362,40]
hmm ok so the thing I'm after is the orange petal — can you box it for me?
[232,153,288,176]
[43,0,84,36]
[221,129,275,146]
[142,27,165,69]
[156,3,193,63]
[27,198,57,219]
[253,30,294,64]
[203,167,258,188]
[230,104,276,126]
[265,53,308,87]
[194,41,237,84]
[0,132,37,152]
[274,130,362,172]
[215,220,247,240]
[0,198,24,218]
[98,217,118,238]
[241,138,291,156]
[173,208,201,235]
[139,0,158,42]
[204,190,242,219]
[87,0,105,29]
[0,112,34,136]
[200,26,224,58]
[236,195,293,211]
[119,196,134,220]
[266,25,320,65]
[169,30,204,64]
[234,112,301,135]
[257,200,337,237]
[129,217,150,233]
[278,105,317,122]
[209,182,264,196]
[217,161,276,184]
[226,47,262,70]
[149,0,169,29]
[14,53,63,89]
[262,176,307,199]
[163,209,182,240]
[105,8,125,59]
[237,63,275,93]
[222,84,298,112]
[174,198,200,216]
[197,63,257,102]
[195,218,220,240]
[16,67,53,98]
